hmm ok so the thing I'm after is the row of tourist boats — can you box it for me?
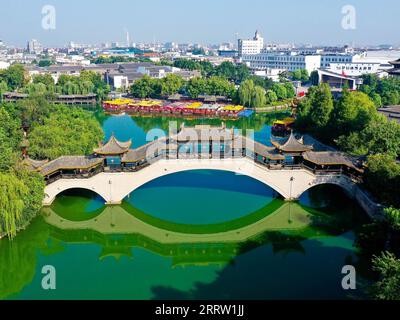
[102,98,250,118]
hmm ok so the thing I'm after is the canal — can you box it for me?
[0,112,371,300]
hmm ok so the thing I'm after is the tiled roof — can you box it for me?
[271,132,313,153]
[303,151,361,171]
[40,156,103,176]
[94,135,132,155]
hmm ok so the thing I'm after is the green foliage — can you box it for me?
[24,70,110,100]
[363,154,400,208]
[238,79,266,108]
[0,169,45,239]
[0,107,23,149]
[0,172,27,238]
[371,251,400,300]
[91,54,150,64]
[38,60,53,67]
[206,76,236,98]
[130,75,159,98]
[338,114,400,158]
[173,58,214,77]
[213,62,250,83]
[291,69,309,82]
[187,77,207,98]
[310,70,319,86]
[33,74,55,87]
[28,106,104,160]
[296,84,334,138]
[161,74,184,96]
[252,86,267,109]
[238,79,255,107]
[283,82,296,98]
[360,74,400,107]
[383,207,400,231]
[272,83,287,100]
[266,90,278,104]
[0,64,27,90]
[333,90,376,137]
[0,80,9,103]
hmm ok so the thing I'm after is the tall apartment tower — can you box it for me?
[238,30,264,57]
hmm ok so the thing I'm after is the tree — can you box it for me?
[38,60,53,67]
[0,107,22,149]
[0,173,28,238]
[161,74,184,96]
[251,86,266,108]
[291,69,309,82]
[28,106,104,160]
[295,84,334,139]
[272,83,287,100]
[206,76,236,98]
[371,252,400,300]
[363,154,400,208]
[33,74,55,87]
[238,79,255,107]
[0,132,16,171]
[0,64,27,90]
[187,77,207,98]
[308,83,334,130]
[14,169,45,225]
[131,75,157,99]
[79,81,95,95]
[310,70,319,86]
[284,82,296,98]
[338,115,400,158]
[383,207,400,231]
[0,81,8,103]
[266,90,278,104]
[333,90,376,137]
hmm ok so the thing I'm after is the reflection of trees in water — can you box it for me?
[149,236,365,300]
[130,112,290,136]
[0,217,53,300]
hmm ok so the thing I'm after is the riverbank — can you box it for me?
[255,105,291,113]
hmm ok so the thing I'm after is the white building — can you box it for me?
[327,62,382,77]
[0,61,10,70]
[320,54,353,69]
[243,51,321,74]
[253,68,286,82]
[27,39,43,54]
[238,30,264,56]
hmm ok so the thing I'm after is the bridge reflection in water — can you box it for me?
[42,201,313,265]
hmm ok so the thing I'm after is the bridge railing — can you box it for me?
[44,152,363,184]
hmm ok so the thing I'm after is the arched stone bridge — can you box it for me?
[43,157,362,206]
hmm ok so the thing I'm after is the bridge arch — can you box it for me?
[44,185,110,206]
[117,167,288,202]
[43,159,360,207]
[296,176,357,200]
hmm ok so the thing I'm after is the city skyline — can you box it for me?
[1,0,400,47]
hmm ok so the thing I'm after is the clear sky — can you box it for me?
[1,0,399,47]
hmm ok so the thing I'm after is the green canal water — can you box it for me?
[0,113,372,300]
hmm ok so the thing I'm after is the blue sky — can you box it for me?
[1,0,399,47]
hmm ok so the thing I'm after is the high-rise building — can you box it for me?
[126,31,131,48]
[27,39,43,54]
[238,30,264,56]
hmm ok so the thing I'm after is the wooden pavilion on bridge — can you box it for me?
[22,123,365,182]
[93,134,132,170]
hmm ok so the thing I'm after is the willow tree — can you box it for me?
[0,173,28,238]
